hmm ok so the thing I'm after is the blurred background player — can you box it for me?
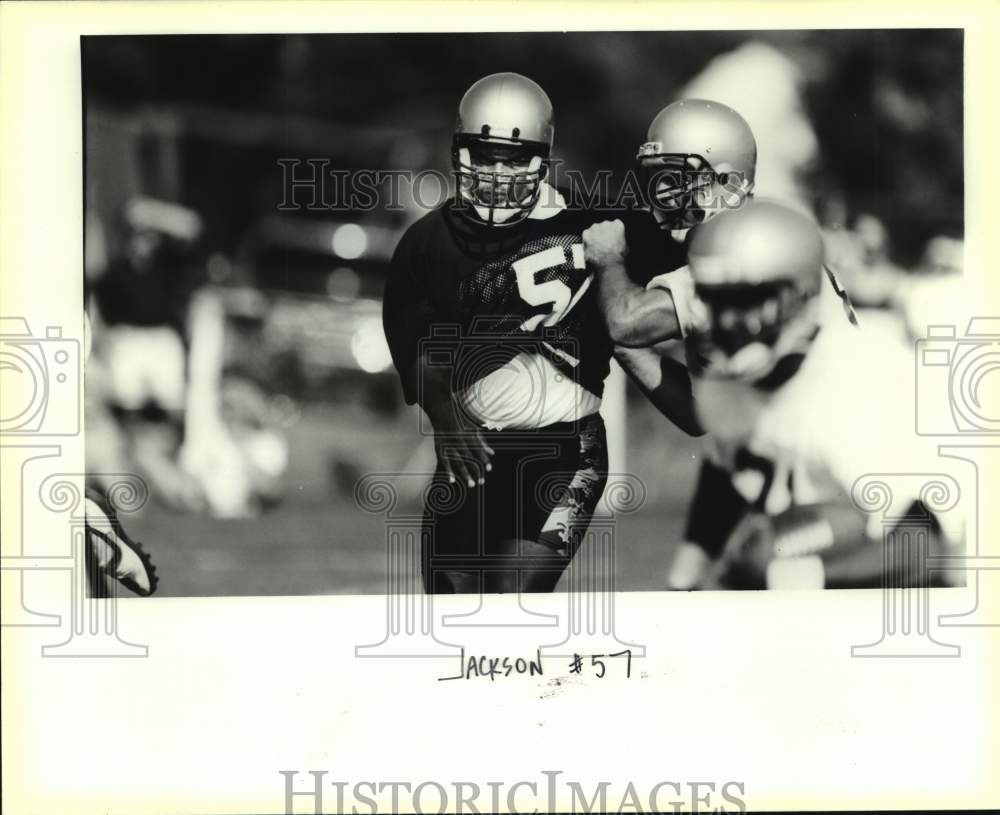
[581,92,967,590]
[674,200,964,589]
[176,285,290,517]
[85,196,208,511]
[583,99,759,588]
[85,196,289,519]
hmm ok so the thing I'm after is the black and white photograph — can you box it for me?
[79,29,970,597]
[2,4,998,814]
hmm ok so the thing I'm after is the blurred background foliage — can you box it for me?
[84,30,962,264]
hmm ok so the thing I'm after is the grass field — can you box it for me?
[124,396,702,597]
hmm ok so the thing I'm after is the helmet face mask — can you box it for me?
[694,283,821,382]
[640,152,754,231]
[638,99,757,231]
[451,72,554,229]
[696,281,811,354]
[453,137,548,226]
[687,200,826,381]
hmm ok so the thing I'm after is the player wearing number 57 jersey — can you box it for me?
[387,180,618,427]
[384,72,693,595]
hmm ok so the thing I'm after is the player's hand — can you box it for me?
[424,398,495,488]
[583,219,627,268]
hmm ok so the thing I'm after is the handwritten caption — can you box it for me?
[439,648,633,681]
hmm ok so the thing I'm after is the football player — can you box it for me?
[582,100,758,457]
[583,99,757,349]
[383,72,694,595]
[675,200,963,589]
[580,100,761,587]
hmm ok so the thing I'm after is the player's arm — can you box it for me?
[410,346,495,489]
[383,236,493,487]
[613,346,703,436]
[583,218,683,347]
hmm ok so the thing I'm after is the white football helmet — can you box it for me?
[452,72,554,227]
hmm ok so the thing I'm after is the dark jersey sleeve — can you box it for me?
[383,227,436,405]
[621,209,688,287]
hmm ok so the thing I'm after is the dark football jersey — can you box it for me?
[385,193,672,408]
[617,208,690,289]
[93,250,204,335]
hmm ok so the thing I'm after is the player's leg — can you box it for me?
[667,457,750,589]
[421,464,488,594]
[487,414,609,594]
[486,539,571,594]
[422,429,549,594]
